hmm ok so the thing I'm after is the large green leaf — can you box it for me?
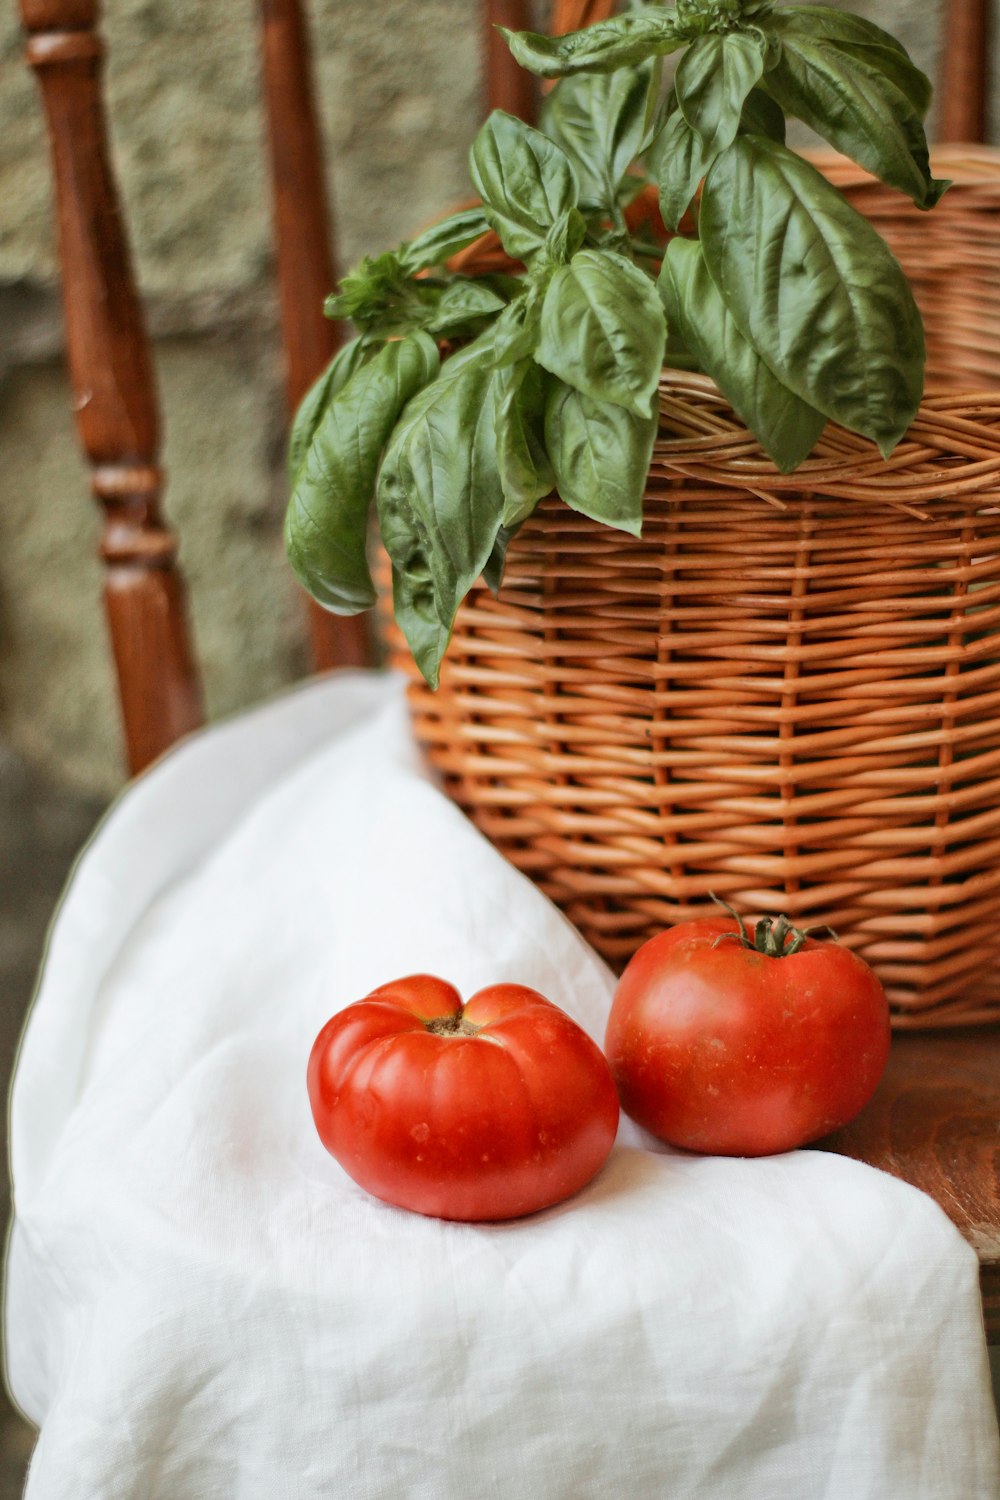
[675,32,766,158]
[771,6,908,58]
[827,41,932,119]
[287,336,371,485]
[500,14,682,77]
[653,102,716,231]
[541,64,657,212]
[545,380,657,536]
[660,237,826,472]
[376,342,505,685]
[491,286,545,367]
[399,207,492,274]
[766,7,932,116]
[537,249,666,417]
[655,32,768,230]
[700,137,925,454]
[470,112,579,260]
[763,36,948,208]
[285,332,439,614]
[495,361,555,527]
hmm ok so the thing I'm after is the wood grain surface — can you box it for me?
[482,0,536,122]
[259,0,372,673]
[821,1029,1000,1342]
[938,0,990,144]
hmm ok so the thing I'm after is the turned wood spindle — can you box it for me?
[483,0,536,121]
[550,1,620,35]
[259,0,371,673]
[19,0,204,776]
[937,0,990,143]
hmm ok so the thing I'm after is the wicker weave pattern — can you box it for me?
[388,150,1000,1026]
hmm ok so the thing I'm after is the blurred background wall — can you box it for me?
[0,0,486,797]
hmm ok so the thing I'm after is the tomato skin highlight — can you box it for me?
[308,976,619,1221]
[605,918,891,1157]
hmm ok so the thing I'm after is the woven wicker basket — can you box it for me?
[386,148,1000,1028]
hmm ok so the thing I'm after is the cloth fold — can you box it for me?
[6,671,999,1498]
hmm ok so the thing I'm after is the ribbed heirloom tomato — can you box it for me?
[308,974,619,1221]
[605,911,891,1157]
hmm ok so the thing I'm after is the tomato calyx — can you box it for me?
[710,896,837,959]
[425,1012,481,1038]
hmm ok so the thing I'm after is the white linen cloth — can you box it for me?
[5,670,999,1499]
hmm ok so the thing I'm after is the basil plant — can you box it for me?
[286,0,947,686]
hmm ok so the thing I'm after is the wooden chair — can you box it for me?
[17,0,999,1349]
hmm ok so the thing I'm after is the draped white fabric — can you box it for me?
[6,671,998,1499]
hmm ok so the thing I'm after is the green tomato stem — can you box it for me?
[709,893,838,958]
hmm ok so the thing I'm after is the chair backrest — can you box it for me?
[17,0,992,776]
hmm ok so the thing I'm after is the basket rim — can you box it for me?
[651,371,1000,513]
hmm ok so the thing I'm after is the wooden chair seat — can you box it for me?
[820,1030,1000,1342]
[17,0,1000,1351]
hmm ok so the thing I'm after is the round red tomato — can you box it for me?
[605,913,890,1156]
[308,974,619,1220]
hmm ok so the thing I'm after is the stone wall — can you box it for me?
[0,0,985,795]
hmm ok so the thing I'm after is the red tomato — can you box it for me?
[308,974,619,1221]
[605,913,891,1156]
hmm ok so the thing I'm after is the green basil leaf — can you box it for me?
[425,280,507,335]
[287,337,372,485]
[654,105,716,231]
[482,523,521,596]
[772,6,908,59]
[763,37,948,209]
[492,286,545,367]
[541,79,608,209]
[470,111,579,260]
[660,237,826,472]
[390,553,451,691]
[537,248,666,417]
[500,15,682,78]
[642,90,672,168]
[675,0,776,29]
[545,380,657,536]
[325,254,454,339]
[544,206,589,266]
[377,342,504,685]
[495,361,555,527]
[399,207,492,274]
[285,331,439,614]
[827,41,932,119]
[324,251,406,324]
[700,136,925,454]
[541,64,657,213]
[675,32,766,158]
[740,87,786,143]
